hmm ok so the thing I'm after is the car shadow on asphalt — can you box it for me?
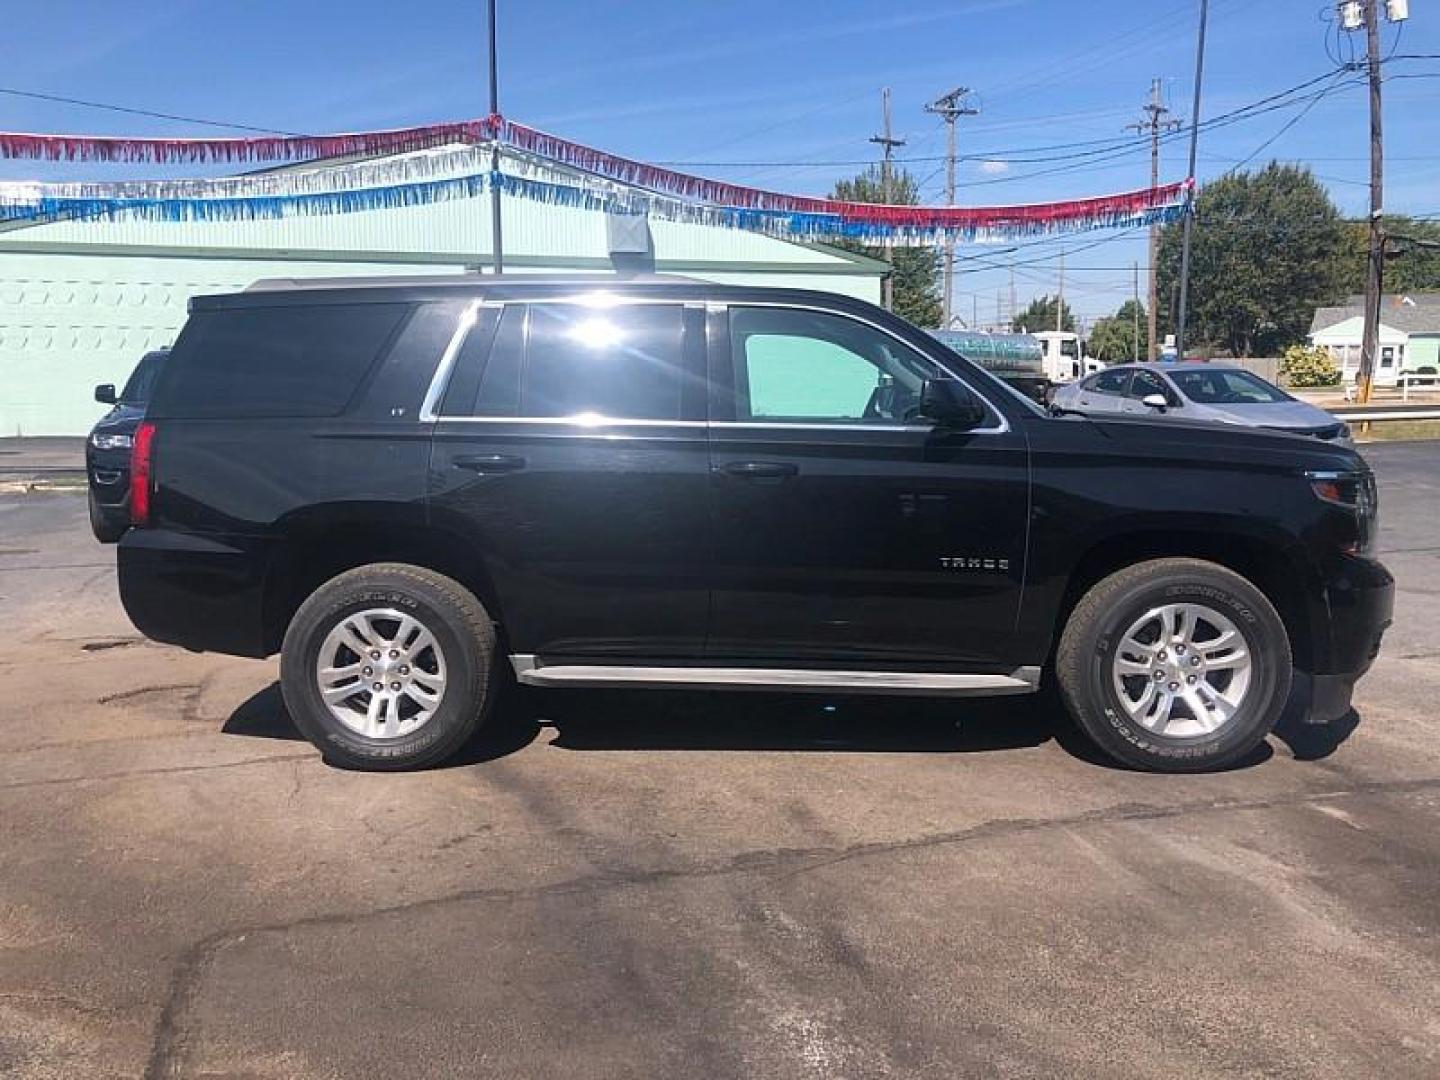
[222,679,1360,773]
[221,681,1179,771]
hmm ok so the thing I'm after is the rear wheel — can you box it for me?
[1056,558,1291,772]
[280,563,497,770]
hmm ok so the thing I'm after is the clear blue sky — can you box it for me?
[3,0,1437,323]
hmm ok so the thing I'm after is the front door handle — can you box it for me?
[717,460,799,482]
[453,453,526,474]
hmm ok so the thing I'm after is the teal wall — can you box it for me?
[0,254,466,436]
[1409,335,1440,370]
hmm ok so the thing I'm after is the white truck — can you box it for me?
[1032,331,1103,384]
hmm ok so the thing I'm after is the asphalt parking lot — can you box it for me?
[3,441,1439,1079]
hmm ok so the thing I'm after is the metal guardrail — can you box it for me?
[1334,408,1440,422]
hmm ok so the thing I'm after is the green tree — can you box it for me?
[831,167,942,328]
[1156,164,1348,356]
[1337,216,1440,295]
[1011,294,1075,333]
[1088,299,1146,363]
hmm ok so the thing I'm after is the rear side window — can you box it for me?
[156,303,409,419]
[466,302,688,420]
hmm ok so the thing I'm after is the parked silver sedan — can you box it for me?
[1051,362,1353,446]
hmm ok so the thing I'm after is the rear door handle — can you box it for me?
[453,453,526,474]
[717,460,799,481]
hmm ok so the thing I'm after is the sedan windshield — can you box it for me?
[120,351,165,405]
[1167,367,1290,405]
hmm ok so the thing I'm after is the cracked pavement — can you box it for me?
[2,442,1438,1078]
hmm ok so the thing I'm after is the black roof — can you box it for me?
[191,274,885,314]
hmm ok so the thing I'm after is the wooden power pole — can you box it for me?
[1127,78,1179,360]
[1357,0,1387,404]
[869,89,905,312]
[925,87,979,329]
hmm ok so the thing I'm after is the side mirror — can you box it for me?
[94,383,117,405]
[1140,393,1169,412]
[918,378,989,430]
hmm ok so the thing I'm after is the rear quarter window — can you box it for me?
[151,302,410,419]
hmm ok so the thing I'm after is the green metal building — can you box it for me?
[0,151,885,435]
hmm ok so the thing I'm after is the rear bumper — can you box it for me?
[118,528,275,658]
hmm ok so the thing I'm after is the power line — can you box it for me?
[0,86,301,136]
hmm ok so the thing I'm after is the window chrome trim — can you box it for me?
[417,294,1011,434]
[417,300,486,423]
[720,299,1010,435]
[430,415,709,429]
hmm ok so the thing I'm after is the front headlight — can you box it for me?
[1307,469,1378,554]
[90,432,133,451]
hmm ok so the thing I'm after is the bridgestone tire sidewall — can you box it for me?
[1086,575,1288,769]
[283,578,488,769]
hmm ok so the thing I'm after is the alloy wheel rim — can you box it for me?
[315,607,447,739]
[1110,602,1253,739]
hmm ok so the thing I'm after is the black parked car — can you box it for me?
[116,277,1392,773]
[88,348,168,542]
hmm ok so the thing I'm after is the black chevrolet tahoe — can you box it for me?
[116,276,1393,773]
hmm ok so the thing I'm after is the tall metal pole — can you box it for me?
[1133,260,1141,362]
[1357,0,1385,404]
[487,0,504,274]
[1174,0,1209,362]
[1056,251,1065,333]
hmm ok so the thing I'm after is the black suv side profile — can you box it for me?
[117,276,1393,772]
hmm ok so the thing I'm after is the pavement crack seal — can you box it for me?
[0,751,318,793]
[82,638,141,652]
[98,684,201,707]
[139,773,1440,1079]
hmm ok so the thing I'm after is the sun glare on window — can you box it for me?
[569,318,624,349]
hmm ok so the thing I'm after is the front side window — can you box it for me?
[728,306,941,423]
[1127,370,1172,402]
[1091,369,1131,396]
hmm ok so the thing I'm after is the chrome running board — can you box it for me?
[509,656,1039,697]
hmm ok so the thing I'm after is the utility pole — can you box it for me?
[1127,78,1180,359]
[1357,0,1397,403]
[1175,0,1210,364]
[1009,268,1016,330]
[925,87,979,329]
[870,88,905,312]
[487,0,504,274]
[1133,261,1142,362]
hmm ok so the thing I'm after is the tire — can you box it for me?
[1056,558,1291,772]
[88,489,127,544]
[280,563,497,770]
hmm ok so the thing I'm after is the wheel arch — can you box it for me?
[263,514,505,657]
[1053,528,1321,673]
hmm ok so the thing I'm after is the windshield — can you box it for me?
[1167,367,1290,405]
[119,351,166,405]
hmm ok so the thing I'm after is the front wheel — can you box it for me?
[280,563,497,770]
[1056,558,1292,772]
[88,489,127,543]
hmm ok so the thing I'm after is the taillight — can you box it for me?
[129,421,156,525]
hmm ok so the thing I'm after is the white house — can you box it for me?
[1308,293,1440,387]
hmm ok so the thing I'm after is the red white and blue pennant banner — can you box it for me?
[0,116,1191,242]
